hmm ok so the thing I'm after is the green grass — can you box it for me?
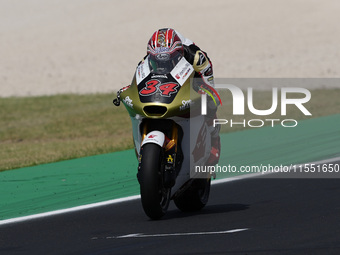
[0,89,339,171]
[0,94,132,171]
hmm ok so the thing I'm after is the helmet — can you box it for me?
[147,28,184,74]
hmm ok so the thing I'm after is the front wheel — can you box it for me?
[139,143,170,220]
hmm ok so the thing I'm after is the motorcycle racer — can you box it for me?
[114,28,220,218]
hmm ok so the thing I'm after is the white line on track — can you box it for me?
[1,156,339,226]
[0,195,140,226]
[91,228,249,240]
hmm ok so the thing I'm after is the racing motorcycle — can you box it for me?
[113,53,216,219]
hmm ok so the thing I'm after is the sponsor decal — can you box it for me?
[170,57,194,85]
[136,64,145,80]
[182,67,191,79]
[179,99,192,111]
[141,130,165,147]
[151,74,168,79]
[155,47,170,53]
[122,96,133,108]
[179,63,191,76]
[156,53,170,61]
[167,155,174,164]
[136,56,151,85]
[140,63,145,78]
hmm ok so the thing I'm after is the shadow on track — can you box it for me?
[161,203,250,220]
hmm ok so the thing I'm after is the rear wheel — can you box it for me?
[139,143,170,219]
[174,178,211,212]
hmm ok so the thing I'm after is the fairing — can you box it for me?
[120,56,201,119]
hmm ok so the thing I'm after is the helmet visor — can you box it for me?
[148,51,183,74]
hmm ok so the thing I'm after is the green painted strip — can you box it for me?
[217,114,340,178]
[0,114,339,220]
[0,150,139,220]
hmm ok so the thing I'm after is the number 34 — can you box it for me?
[139,80,179,97]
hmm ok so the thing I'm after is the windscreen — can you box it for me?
[148,51,183,74]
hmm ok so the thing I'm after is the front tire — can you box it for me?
[139,143,170,220]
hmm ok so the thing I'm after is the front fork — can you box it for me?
[138,120,183,188]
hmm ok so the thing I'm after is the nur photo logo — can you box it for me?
[200,82,312,128]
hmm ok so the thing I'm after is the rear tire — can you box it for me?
[139,143,170,220]
[174,178,211,212]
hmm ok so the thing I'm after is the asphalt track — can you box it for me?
[1,161,340,255]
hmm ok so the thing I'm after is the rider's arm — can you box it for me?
[183,43,214,88]
[192,50,214,88]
